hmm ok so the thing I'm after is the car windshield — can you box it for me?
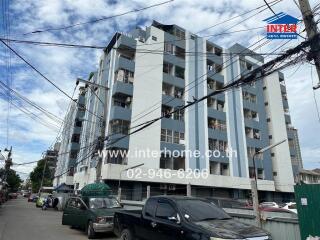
[89,197,121,209]
[177,199,231,222]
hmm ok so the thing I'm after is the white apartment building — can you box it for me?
[56,21,302,202]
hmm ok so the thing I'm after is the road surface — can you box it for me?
[0,197,119,240]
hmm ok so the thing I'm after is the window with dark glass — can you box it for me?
[71,134,80,143]
[175,46,185,59]
[175,66,185,79]
[155,202,176,220]
[163,62,173,74]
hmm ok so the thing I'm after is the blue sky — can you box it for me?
[0,0,319,178]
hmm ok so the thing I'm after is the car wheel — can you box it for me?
[87,221,96,239]
[120,229,133,240]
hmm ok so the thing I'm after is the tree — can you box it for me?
[29,159,53,193]
[0,168,23,191]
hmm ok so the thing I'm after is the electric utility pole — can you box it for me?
[298,0,320,89]
[77,78,109,183]
[4,147,13,182]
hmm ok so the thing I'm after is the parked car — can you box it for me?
[113,196,271,240]
[8,192,18,199]
[62,196,122,239]
[22,190,31,198]
[28,194,39,202]
[281,202,297,214]
[259,201,279,208]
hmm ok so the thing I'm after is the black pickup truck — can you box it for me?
[114,196,271,240]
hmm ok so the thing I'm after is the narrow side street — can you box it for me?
[0,197,118,240]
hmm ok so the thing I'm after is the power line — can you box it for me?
[0,39,74,101]
[105,35,314,150]
[0,39,104,121]
[195,0,280,34]
[129,17,305,124]
[0,80,64,124]
[0,27,266,51]
[263,0,278,16]
[24,0,174,35]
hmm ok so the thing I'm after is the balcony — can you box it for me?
[163,53,185,69]
[107,133,129,149]
[207,69,224,84]
[208,128,227,141]
[161,118,185,133]
[163,73,185,89]
[207,108,226,120]
[112,81,133,96]
[115,55,135,72]
[110,105,131,121]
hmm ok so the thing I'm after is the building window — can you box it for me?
[208,118,226,131]
[174,28,185,40]
[162,83,173,96]
[173,131,180,144]
[115,69,134,84]
[243,91,256,103]
[152,36,157,41]
[175,46,185,59]
[174,87,184,99]
[109,119,130,135]
[70,150,78,159]
[175,66,185,79]
[71,134,80,143]
[269,135,272,139]
[113,94,132,109]
[173,109,184,121]
[208,138,228,152]
[214,47,222,56]
[164,43,174,54]
[163,62,173,75]
[161,129,184,144]
[75,120,82,127]
[243,109,259,121]
[161,105,172,118]
[217,100,225,112]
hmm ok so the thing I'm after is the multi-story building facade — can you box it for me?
[53,87,86,187]
[69,21,301,201]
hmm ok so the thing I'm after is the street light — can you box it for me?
[117,163,144,200]
[251,139,287,227]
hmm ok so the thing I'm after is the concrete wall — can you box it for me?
[128,26,164,169]
[263,72,294,192]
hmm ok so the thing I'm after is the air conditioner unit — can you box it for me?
[179,139,185,145]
